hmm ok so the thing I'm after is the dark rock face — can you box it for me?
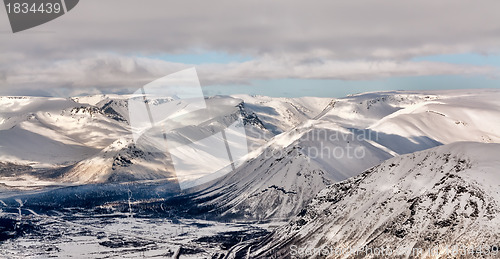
[98,100,127,122]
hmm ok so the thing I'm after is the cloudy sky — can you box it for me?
[1,0,500,97]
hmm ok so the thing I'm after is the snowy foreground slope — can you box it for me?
[251,142,500,258]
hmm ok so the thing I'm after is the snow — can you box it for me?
[317,92,438,128]
[369,90,500,153]
[5,89,500,217]
[61,138,176,184]
[0,97,130,167]
[232,94,332,134]
[0,95,269,186]
[253,142,500,258]
[3,90,500,258]
[0,214,269,258]
[0,174,60,190]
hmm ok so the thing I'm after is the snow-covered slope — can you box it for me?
[233,95,332,134]
[2,94,304,186]
[0,97,129,167]
[369,90,500,154]
[182,90,500,221]
[61,138,177,184]
[3,90,500,204]
[158,96,270,150]
[190,144,332,221]
[73,93,328,141]
[253,142,500,258]
[314,90,500,156]
[61,96,273,185]
[317,92,439,128]
[186,120,391,220]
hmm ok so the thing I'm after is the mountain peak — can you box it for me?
[252,142,500,258]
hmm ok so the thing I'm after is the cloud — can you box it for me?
[2,54,498,96]
[2,0,500,58]
[1,0,500,94]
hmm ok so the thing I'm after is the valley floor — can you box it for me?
[0,209,273,258]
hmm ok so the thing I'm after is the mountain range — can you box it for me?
[1,89,500,258]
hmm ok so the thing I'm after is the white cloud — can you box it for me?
[2,54,498,96]
[1,0,500,94]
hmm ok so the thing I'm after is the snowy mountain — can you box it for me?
[186,120,392,220]
[0,96,129,167]
[3,90,500,203]
[233,95,332,134]
[182,90,500,221]
[252,142,500,258]
[369,90,500,154]
[316,91,439,129]
[60,138,177,184]
[61,89,492,222]
[187,140,333,221]
[2,90,500,258]
[61,96,270,185]
[1,94,332,188]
